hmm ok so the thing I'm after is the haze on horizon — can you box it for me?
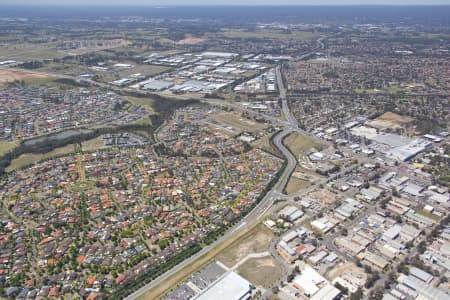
[1,0,450,5]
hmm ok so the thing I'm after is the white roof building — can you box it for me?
[400,275,448,300]
[293,266,341,299]
[194,271,251,300]
[310,284,341,300]
[409,267,433,284]
[200,51,238,58]
[360,186,383,201]
[293,266,325,296]
[382,224,402,241]
[402,183,424,197]
[282,231,299,243]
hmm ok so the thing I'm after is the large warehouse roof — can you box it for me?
[194,271,251,300]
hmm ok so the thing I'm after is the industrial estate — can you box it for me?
[0,4,448,300]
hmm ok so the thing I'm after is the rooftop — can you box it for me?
[194,271,251,300]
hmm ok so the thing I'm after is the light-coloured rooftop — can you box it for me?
[194,271,251,300]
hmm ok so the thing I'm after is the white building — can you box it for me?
[194,271,252,300]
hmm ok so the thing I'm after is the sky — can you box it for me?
[1,0,449,5]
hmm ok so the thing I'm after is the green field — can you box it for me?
[208,111,267,134]
[221,30,320,41]
[284,131,322,158]
[285,176,312,194]
[6,144,76,172]
[124,95,155,112]
[0,43,63,61]
[353,88,379,94]
[383,86,408,94]
[5,135,113,172]
[252,133,281,158]
[0,141,18,157]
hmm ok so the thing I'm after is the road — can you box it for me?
[276,66,298,131]
[10,53,359,300]
[124,186,284,299]
[324,205,376,264]
[2,37,320,299]
[128,38,333,299]
[361,226,428,300]
[124,63,300,300]
[3,66,292,130]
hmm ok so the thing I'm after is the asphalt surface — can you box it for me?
[1,42,315,300]
[124,62,299,300]
[324,206,376,264]
[3,35,445,300]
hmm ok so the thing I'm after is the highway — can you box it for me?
[9,49,350,300]
[125,61,300,300]
[3,66,291,129]
[4,32,444,300]
[276,66,298,130]
[2,39,318,300]
[124,189,283,300]
[271,66,299,194]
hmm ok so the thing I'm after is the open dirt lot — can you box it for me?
[176,38,206,45]
[285,168,319,194]
[285,177,312,194]
[216,224,274,268]
[367,112,414,130]
[326,262,367,289]
[0,69,49,84]
[160,37,206,45]
[238,256,283,288]
[307,189,338,205]
[138,221,272,300]
[208,111,267,135]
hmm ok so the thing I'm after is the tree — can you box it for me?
[417,241,427,254]
[334,282,349,295]
[342,228,348,236]
[365,271,380,288]
[119,174,129,189]
[350,288,364,300]
[356,259,363,267]
[394,215,403,224]
[369,288,384,300]
[397,263,409,275]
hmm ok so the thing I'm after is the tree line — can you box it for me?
[0,96,199,176]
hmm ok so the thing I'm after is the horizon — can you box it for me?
[2,3,450,6]
[2,1,450,6]
[1,4,449,20]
